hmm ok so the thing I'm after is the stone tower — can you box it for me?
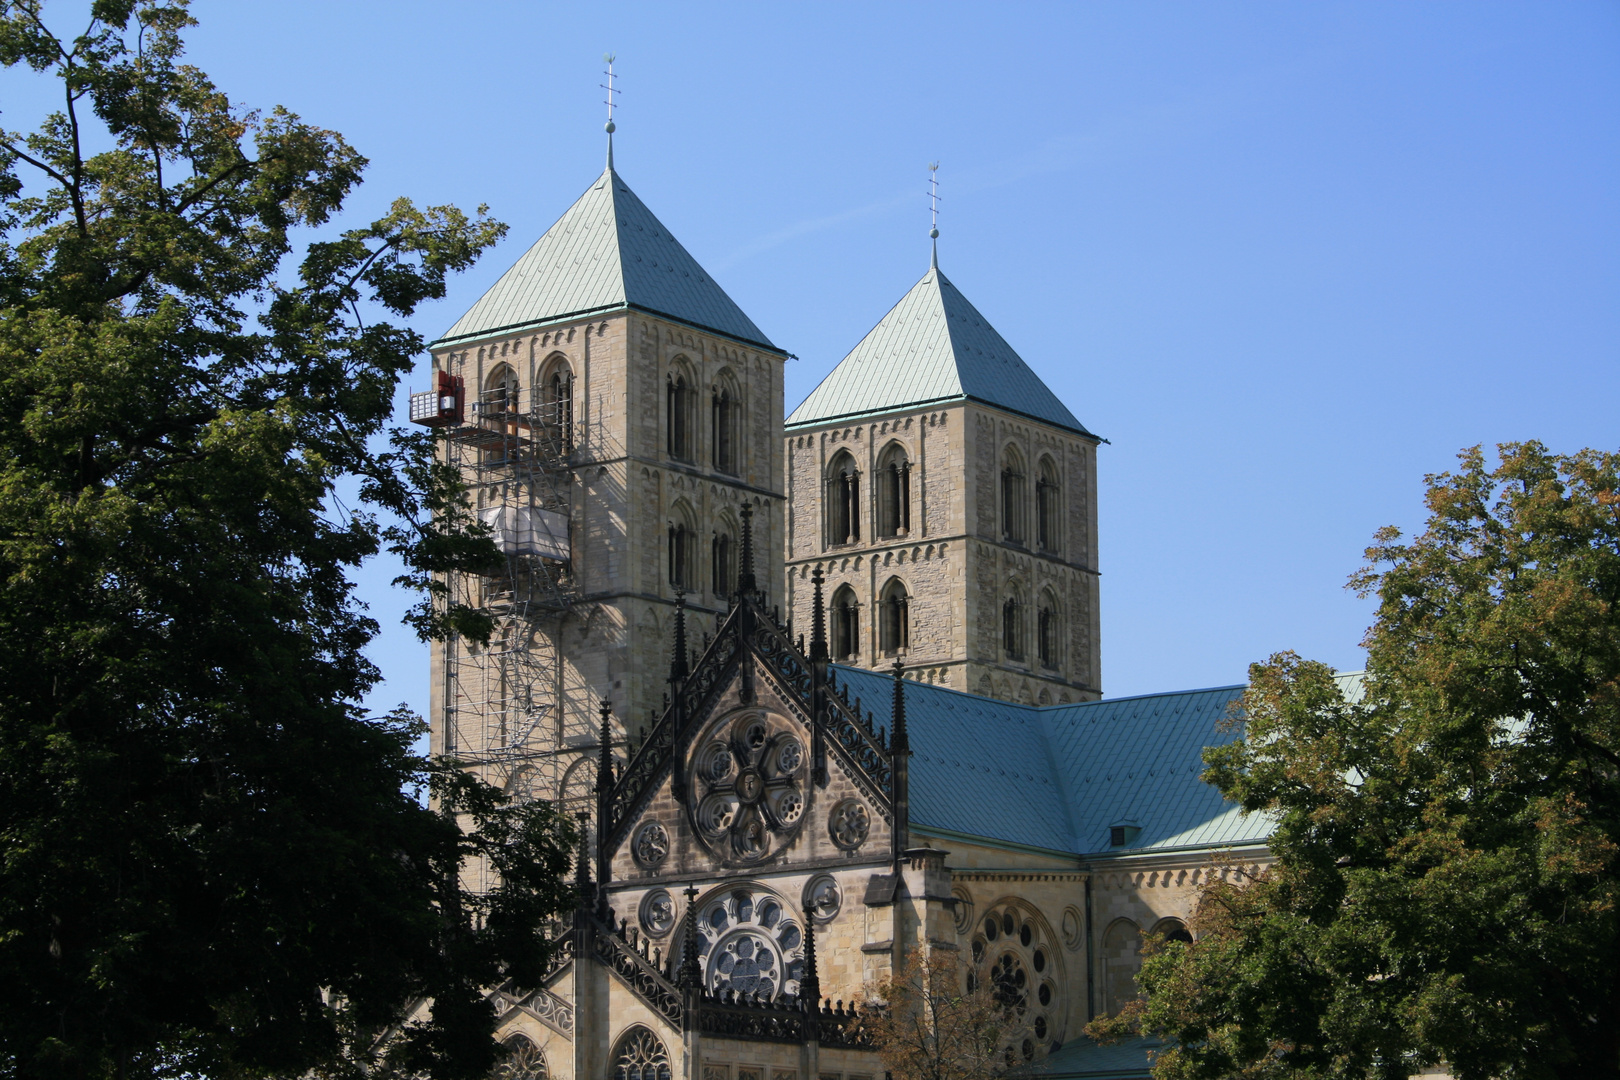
[419,153,787,827]
[783,251,1102,705]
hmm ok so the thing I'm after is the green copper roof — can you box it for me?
[787,265,1092,435]
[435,167,775,350]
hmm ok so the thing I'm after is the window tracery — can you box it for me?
[831,585,860,661]
[667,370,695,460]
[494,1034,547,1080]
[712,379,739,475]
[695,887,807,1001]
[1001,445,1026,545]
[968,902,1064,1061]
[688,710,809,864]
[611,1027,672,1080]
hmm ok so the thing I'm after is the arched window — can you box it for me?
[712,529,735,598]
[666,370,695,460]
[494,1033,548,1080]
[1003,588,1025,661]
[1102,920,1143,1017]
[610,1026,672,1080]
[1037,590,1060,669]
[546,363,574,453]
[712,379,739,475]
[1036,456,1060,553]
[831,585,860,661]
[876,443,911,539]
[880,578,910,655]
[825,451,860,547]
[668,505,695,591]
[1151,918,1194,946]
[484,363,519,416]
[1001,446,1026,545]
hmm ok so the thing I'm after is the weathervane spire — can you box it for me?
[602,53,619,171]
[928,161,940,270]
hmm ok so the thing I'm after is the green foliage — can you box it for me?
[0,3,575,1077]
[1089,442,1620,1079]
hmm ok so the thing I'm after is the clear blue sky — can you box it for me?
[11,2,1620,710]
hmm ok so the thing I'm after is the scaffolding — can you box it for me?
[413,369,580,808]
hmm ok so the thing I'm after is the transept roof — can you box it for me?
[434,166,776,351]
[786,265,1093,435]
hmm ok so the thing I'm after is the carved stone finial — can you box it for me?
[678,884,703,988]
[738,503,758,597]
[809,567,827,662]
[800,903,821,1001]
[595,700,614,793]
[670,589,689,682]
[891,657,908,751]
[573,810,592,891]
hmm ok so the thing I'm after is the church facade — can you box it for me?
[414,147,1273,1080]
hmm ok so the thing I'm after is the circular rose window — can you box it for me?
[696,887,806,1001]
[967,902,1065,1060]
[687,709,808,864]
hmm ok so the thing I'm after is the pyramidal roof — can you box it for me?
[787,261,1091,435]
[435,164,775,350]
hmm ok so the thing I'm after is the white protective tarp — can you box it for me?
[478,505,569,561]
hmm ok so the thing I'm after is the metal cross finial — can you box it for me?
[928,162,941,268]
[601,54,619,169]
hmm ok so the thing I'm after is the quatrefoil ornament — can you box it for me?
[689,710,808,864]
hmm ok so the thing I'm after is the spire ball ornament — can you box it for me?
[930,227,939,239]
[605,120,616,133]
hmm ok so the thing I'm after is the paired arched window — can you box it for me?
[1037,590,1060,669]
[666,370,695,460]
[1036,456,1060,553]
[484,363,520,415]
[668,506,695,591]
[825,451,860,547]
[831,585,860,660]
[876,444,912,538]
[1001,446,1026,545]
[712,528,735,598]
[712,378,739,475]
[880,578,910,654]
[1003,587,1026,661]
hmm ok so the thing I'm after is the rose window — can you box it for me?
[696,888,806,1001]
[968,903,1064,1060]
[689,711,808,863]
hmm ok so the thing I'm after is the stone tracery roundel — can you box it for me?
[687,709,808,864]
[695,886,807,1001]
[966,900,1066,1061]
[633,822,670,867]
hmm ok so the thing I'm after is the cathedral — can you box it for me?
[412,136,1273,1080]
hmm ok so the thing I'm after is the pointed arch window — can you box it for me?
[1003,591,1025,661]
[877,444,912,539]
[712,384,739,475]
[832,585,860,661]
[880,578,910,655]
[712,529,735,598]
[1037,456,1060,553]
[610,1027,672,1080]
[825,451,860,547]
[667,373,694,460]
[1001,446,1027,546]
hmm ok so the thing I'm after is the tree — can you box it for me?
[0,3,576,1077]
[865,947,1016,1080]
[1088,442,1620,1079]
